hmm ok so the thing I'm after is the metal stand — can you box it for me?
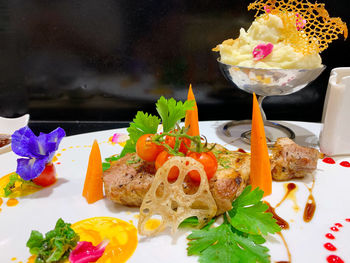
[222,120,295,146]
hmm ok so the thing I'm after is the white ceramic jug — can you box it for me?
[319,67,350,156]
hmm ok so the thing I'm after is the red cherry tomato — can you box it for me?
[32,163,57,187]
[136,134,163,162]
[165,133,191,154]
[155,151,179,181]
[186,151,218,183]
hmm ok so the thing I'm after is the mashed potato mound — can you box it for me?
[214,14,322,69]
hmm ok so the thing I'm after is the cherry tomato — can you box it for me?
[186,151,218,183]
[155,151,179,181]
[32,163,57,187]
[136,134,163,162]
[165,133,191,154]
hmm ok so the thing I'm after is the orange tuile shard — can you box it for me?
[248,0,348,55]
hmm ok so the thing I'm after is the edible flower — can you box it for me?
[11,126,65,181]
[69,240,109,263]
[253,43,273,61]
[295,13,307,30]
[264,5,272,13]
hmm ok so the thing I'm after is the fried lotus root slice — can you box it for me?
[138,156,217,236]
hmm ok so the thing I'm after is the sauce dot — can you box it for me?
[345,218,350,222]
[0,197,3,206]
[339,161,350,167]
[327,255,344,263]
[237,148,246,153]
[323,157,335,164]
[325,233,335,239]
[324,243,337,251]
[11,257,16,261]
[334,223,343,228]
[6,198,19,207]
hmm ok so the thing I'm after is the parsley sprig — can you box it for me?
[109,97,194,161]
[187,186,280,263]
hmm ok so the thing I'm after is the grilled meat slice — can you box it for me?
[103,154,156,207]
[103,144,250,215]
[103,139,319,214]
[270,138,320,181]
[210,144,250,214]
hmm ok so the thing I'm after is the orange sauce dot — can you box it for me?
[0,197,3,206]
[71,217,138,263]
[6,198,19,207]
[11,257,16,261]
[27,255,36,263]
[145,219,161,231]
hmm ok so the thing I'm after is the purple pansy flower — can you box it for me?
[11,126,66,181]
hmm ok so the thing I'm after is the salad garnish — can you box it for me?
[187,186,281,263]
[3,126,65,196]
[26,218,79,263]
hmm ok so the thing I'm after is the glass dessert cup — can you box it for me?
[218,59,326,145]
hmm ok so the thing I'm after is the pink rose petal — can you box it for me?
[253,43,274,61]
[264,5,272,13]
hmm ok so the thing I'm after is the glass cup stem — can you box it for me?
[257,95,267,123]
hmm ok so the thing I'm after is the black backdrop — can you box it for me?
[0,0,349,122]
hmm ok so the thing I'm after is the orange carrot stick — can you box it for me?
[185,84,200,136]
[250,93,272,197]
[83,140,104,203]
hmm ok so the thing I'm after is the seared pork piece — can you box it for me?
[210,144,250,214]
[103,144,250,215]
[103,139,319,214]
[103,154,156,207]
[270,138,320,181]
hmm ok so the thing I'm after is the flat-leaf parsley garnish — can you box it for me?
[109,96,194,161]
[187,186,280,263]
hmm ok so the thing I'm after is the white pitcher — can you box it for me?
[320,67,350,156]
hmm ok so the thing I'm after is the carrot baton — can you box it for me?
[185,84,200,136]
[83,139,104,203]
[250,93,272,197]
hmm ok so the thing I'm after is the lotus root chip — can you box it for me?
[138,157,217,236]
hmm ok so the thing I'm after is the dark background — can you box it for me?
[0,0,349,125]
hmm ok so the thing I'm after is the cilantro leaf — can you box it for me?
[156,96,194,132]
[228,186,281,236]
[26,218,79,263]
[119,111,160,158]
[187,223,270,263]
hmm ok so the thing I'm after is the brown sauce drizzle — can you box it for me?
[265,201,289,230]
[265,201,291,262]
[303,175,316,222]
[275,183,297,209]
[303,193,316,222]
[0,134,11,148]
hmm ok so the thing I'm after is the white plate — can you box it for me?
[0,121,350,263]
[0,114,30,154]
